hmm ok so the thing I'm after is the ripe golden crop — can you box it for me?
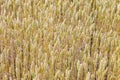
[0,0,120,80]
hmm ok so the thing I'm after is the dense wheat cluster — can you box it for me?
[0,0,120,80]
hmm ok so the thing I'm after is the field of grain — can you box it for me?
[0,0,120,80]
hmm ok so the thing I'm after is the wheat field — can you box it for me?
[0,0,120,80]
